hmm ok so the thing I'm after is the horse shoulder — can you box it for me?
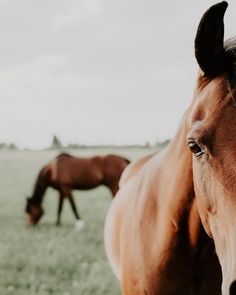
[104,156,160,283]
[104,179,137,281]
[49,155,76,186]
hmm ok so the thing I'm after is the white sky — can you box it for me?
[0,0,236,149]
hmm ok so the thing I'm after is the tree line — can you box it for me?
[0,135,170,151]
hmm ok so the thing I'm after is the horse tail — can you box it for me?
[31,165,51,204]
[123,158,130,165]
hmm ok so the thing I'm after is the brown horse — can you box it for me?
[104,2,236,294]
[25,153,129,228]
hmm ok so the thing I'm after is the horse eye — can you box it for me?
[187,139,204,157]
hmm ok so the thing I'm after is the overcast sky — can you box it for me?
[0,0,236,149]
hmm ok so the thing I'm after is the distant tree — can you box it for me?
[66,143,82,149]
[0,143,5,150]
[51,135,62,149]
[8,143,17,150]
[144,141,151,148]
[0,142,18,150]
[158,139,170,149]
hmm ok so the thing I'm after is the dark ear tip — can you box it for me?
[219,1,228,12]
[202,1,228,18]
[197,1,228,32]
[212,1,228,13]
[195,1,228,76]
[221,1,228,8]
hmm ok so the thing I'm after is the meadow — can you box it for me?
[0,147,156,295]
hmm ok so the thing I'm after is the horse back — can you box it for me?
[49,154,103,189]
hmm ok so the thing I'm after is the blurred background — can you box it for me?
[0,0,236,150]
[0,1,236,294]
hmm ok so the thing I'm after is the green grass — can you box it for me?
[0,147,155,295]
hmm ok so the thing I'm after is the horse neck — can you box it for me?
[31,167,49,205]
[164,110,194,199]
[162,109,211,250]
[174,108,216,244]
[145,111,219,293]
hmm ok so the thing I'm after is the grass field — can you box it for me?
[0,147,155,295]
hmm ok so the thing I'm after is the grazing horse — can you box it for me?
[104,2,236,294]
[25,153,130,227]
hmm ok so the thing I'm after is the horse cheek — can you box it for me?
[193,162,213,237]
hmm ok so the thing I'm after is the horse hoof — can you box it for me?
[75,220,85,231]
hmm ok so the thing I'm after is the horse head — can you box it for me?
[25,197,44,225]
[189,2,236,293]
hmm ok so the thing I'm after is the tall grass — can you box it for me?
[0,148,154,295]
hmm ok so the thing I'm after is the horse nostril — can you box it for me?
[230,281,236,295]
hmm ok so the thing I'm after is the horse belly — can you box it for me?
[72,181,100,190]
[58,170,102,190]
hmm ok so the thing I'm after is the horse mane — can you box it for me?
[31,166,50,205]
[225,37,236,55]
[224,38,236,80]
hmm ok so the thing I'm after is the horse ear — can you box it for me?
[195,1,228,77]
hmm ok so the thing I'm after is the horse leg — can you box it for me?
[67,192,85,231]
[68,192,81,220]
[56,193,64,226]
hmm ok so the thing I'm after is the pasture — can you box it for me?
[0,147,155,295]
